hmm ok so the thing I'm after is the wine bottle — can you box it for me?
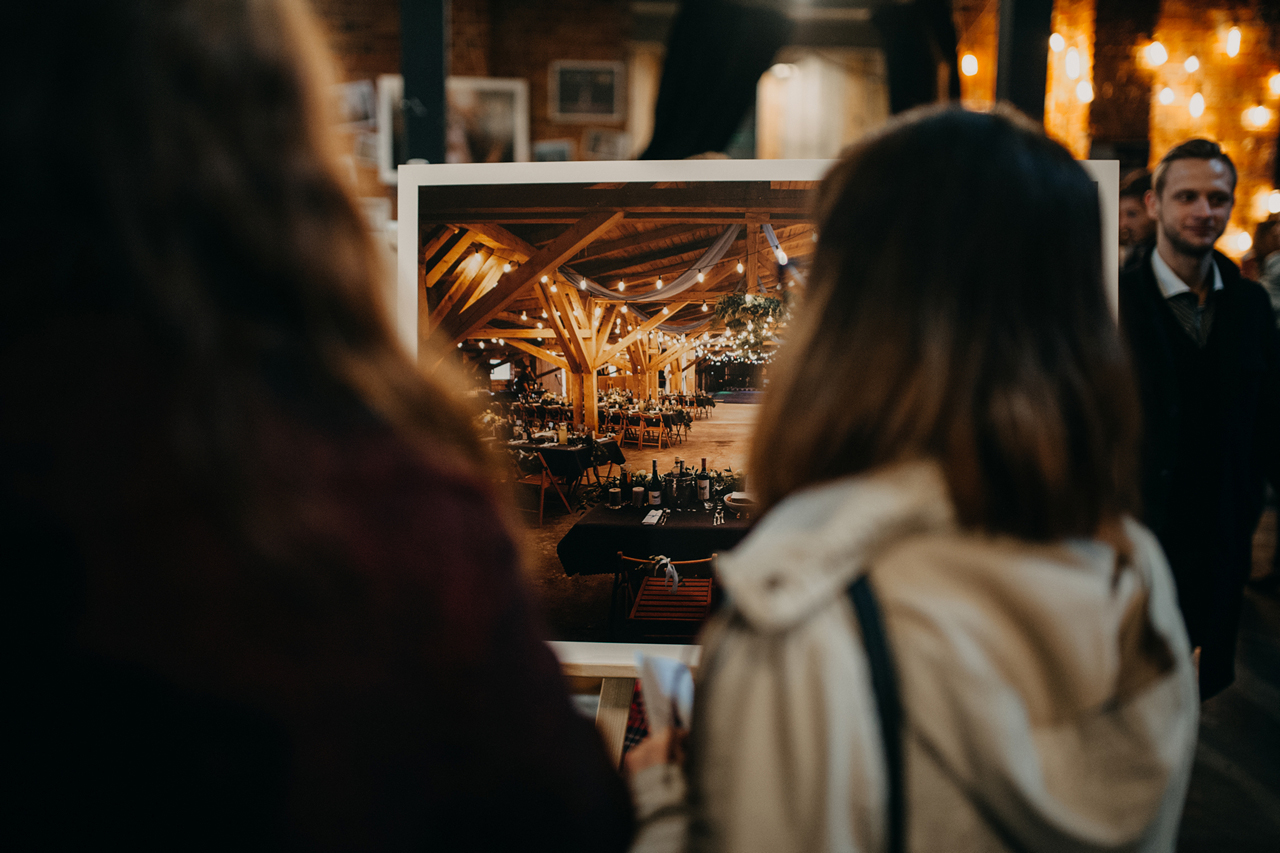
[697,458,710,501]
[649,460,662,506]
[620,464,629,491]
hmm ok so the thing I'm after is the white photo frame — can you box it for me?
[445,76,531,164]
[549,60,626,123]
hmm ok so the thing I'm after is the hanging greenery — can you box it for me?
[709,293,789,363]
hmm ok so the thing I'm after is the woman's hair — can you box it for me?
[751,105,1140,541]
[3,0,484,542]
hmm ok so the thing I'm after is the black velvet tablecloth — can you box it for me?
[506,438,626,481]
[557,503,753,576]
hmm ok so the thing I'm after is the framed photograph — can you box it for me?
[446,77,531,164]
[582,128,632,161]
[334,79,376,128]
[534,138,576,162]
[376,74,405,186]
[549,60,625,123]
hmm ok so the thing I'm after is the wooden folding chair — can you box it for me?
[514,452,573,526]
[611,552,716,640]
[642,414,671,449]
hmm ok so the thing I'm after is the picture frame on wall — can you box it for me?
[582,128,632,161]
[375,74,405,186]
[534,139,576,161]
[549,60,625,123]
[446,76,531,164]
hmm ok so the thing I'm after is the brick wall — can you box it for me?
[489,0,630,152]
[311,0,401,81]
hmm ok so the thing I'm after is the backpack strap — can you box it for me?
[848,574,905,853]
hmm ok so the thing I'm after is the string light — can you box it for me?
[662,306,669,314]
[1244,105,1273,130]
[1271,73,1280,96]
[961,54,978,77]
[656,278,663,289]
[1184,55,1199,73]
[550,282,557,292]
[541,275,549,283]
[1226,27,1240,58]
[536,321,544,328]
[498,338,504,346]
[621,305,628,314]
[1076,81,1094,104]
[736,261,744,274]
[1158,87,1175,105]
[618,281,625,291]
[1049,33,1065,52]
[1270,190,1280,214]
[775,249,788,264]
[697,272,704,282]
[1144,42,1168,67]
[1065,48,1080,79]
[503,261,511,272]
[1190,92,1205,118]
[520,311,527,320]
[541,309,548,318]
[701,301,708,312]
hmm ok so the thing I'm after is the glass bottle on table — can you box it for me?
[698,457,711,508]
[649,460,662,506]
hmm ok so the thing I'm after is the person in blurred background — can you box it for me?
[1120,139,1280,699]
[1119,168,1156,270]
[626,106,1198,853]
[1,1,632,849]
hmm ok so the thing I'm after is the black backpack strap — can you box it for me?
[848,573,905,853]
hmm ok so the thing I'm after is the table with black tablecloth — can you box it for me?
[505,438,626,488]
[557,503,754,576]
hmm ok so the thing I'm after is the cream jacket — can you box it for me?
[629,462,1199,853]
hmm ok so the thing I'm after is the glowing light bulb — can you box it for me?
[775,249,788,264]
[1145,42,1168,67]
[1270,190,1280,214]
[498,338,504,346]
[656,278,663,289]
[736,261,744,274]
[1184,55,1199,73]
[503,261,511,272]
[701,302,708,312]
[541,275,548,283]
[1189,92,1205,117]
[662,307,669,315]
[579,279,587,290]
[550,283,557,292]
[478,341,485,349]
[744,293,753,304]
[541,309,547,318]
[1076,81,1094,103]
[1271,73,1280,96]
[1158,87,1175,105]
[536,321,543,328]
[1235,231,1252,252]
[961,53,978,77]
[520,311,527,320]
[1227,27,1240,58]
[1065,47,1081,79]
[621,305,628,314]
[696,272,704,282]
[618,281,625,291]
[1244,105,1273,129]
[1050,33,1065,52]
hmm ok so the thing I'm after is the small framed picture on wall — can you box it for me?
[549,60,625,123]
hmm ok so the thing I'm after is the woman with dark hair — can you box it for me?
[1,1,631,849]
[626,107,1197,852]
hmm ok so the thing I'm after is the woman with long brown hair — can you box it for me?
[627,107,1198,852]
[1,1,631,848]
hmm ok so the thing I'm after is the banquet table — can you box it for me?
[557,502,754,576]
[506,437,626,485]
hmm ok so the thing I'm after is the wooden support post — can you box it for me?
[566,371,582,427]
[584,369,599,434]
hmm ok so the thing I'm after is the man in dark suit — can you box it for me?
[1120,139,1280,698]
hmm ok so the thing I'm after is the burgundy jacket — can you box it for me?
[3,320,633,851]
